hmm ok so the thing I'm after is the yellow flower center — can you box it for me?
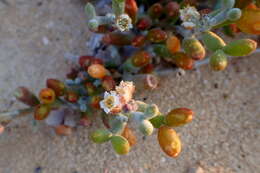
[104,96,115,108]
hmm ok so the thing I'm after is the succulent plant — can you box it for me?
[1,0,259,158]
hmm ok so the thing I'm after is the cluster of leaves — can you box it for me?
[0,0,259,157]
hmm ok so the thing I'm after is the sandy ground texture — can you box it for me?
[0,0,260,173]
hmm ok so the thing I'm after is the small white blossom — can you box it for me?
[180,6,200,22]
[116,81,135,103]
[115,14,133,32]
[100,91,121,114]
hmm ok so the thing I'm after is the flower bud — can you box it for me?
[147,28,167,43]
[165,108,193,127]
[149,115,165,128]
[131,51,151,67]
[144,104,160,118]
[46,79,65,97]
[55,125,72,136]
[165,2,180,18]
[136,101,148,112]
[102,76,116,91]
[236,9,260,35]
[148,3,163,19]
[88,64,107,79]
[102,33,132,46]
[90,129,112,143]
[88,19,99,31]
[34,104,50,120]
[125,0,138,22]
[158,126,181,157]
[66,68,79,80]
[227,8,242,21]
[172,52,194,70]
[223,39,257,56]
[139,119,154,136]
[210,50,228,71]
[111,135,130,155]
[14,87,40,107]
[182,38,206,60]
[65,90,79,103]
[121,126,137,146]
[39,88,56,104]
[202,31,226,52]
[166,35,181,54]
[132,35,146,47]
[136,17,152,30]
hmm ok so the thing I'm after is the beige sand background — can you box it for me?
[0,0,260,173]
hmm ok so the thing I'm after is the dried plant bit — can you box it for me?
[0,124,4,135]
[131,51,151,67]
[136,17,152,30]
[46,79,66,97]
[158,126,181,158]
[121,126,137,147]
[148,3,163,19]
[210,50,228,71]
[66,67,79,80]
[102,33,133,46]
[111,135,130,155]
[79,56,94,68]
[55,125,72,136]
[90,129,112,143]
[125,0,138,22]
[147,28,167,43]
[236,8,260,35]
[149,115,165,128]
[139,119,154,136]
[165,108,193,127]
[88,64,107,79]
[132,35,146,47]
[65,90,79,103]
[39,88,56,104]
[166,35,181,54]
[102,76,116,91]
[144,74,159,90]
[14,87,40,107]
[34,104,51,121]
[223,39,257,56]
[202,31,226,52]
[165,1,180,18]
[79,116,92,127]
[172,52,194,70]
[182,38,206,60]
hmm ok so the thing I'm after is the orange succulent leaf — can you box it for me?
[236,9,260,35]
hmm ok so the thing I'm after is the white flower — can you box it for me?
[180,6,200,22]
[182,21,196,29]
[100,91,121,114]
[116,81,135,103]
[115,14,133,32]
